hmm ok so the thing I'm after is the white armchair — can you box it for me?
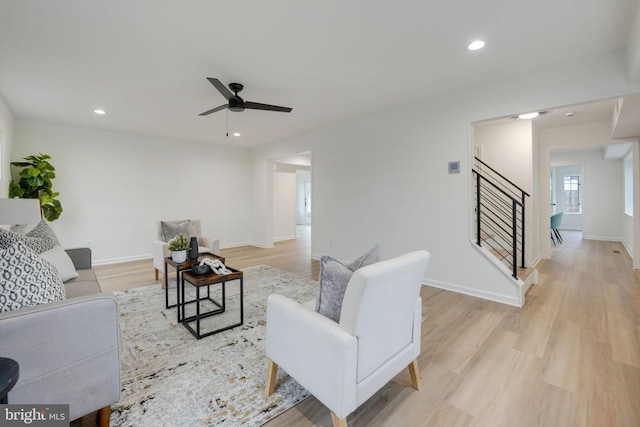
[265,250,431,427]
[152,219,220,281]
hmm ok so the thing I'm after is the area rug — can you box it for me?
[110,265,317,427]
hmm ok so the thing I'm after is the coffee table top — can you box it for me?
[183,266,243,286]
[165,253,225,269]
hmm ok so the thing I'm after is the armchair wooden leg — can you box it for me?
[331,411,348,427]
[408,358,422,390]
[97,405,111,427]
[155,268,159,281]
[266,358,278,398]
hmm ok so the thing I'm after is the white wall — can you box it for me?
[475,120,534,192]
[252,50,640,307]
[272,171,296,241]
[12,120,252,264]
[0,94,15,197]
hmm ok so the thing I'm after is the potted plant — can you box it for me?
[168,233,191,263]
[8,153,63,221]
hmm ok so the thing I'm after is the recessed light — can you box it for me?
[94,109,106,115]
[233,132,241,137]
[468,40,485,51]
[518,112,539,120]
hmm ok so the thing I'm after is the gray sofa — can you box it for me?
[0,248,120,427]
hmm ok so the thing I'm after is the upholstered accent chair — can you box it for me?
[265,250,431,427]
[152,219,220,281]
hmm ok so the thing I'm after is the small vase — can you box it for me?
[189,237,199,261]
[172,250,187,264]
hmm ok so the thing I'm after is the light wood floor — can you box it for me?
[91,228,639,426]
[94,225,319,293]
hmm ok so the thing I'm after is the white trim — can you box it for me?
[424,279,522,308]
[274,235,296,242]
[94,253,152,266]
[582,235,624,242]
[219,241,257,249]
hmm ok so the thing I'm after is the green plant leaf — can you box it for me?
[8,182,25,198]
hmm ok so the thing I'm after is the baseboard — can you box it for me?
[582,235,623,242]
[219,241,254,249]
[94,254,152,266]
[94,241,260,265]
[274,235,296,242]
[425,278,522,307]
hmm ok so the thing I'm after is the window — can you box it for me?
[563,175,581,213]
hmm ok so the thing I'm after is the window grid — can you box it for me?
[564,175,580,213]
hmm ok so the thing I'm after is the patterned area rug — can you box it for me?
[111,265,317,426]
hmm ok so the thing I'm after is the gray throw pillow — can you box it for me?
[26,220,61,246]
[0,227,56,254]
[0,240,66,313]
[315,244,381,322]
[161,220,191,242]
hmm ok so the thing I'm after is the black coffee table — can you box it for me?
[164,253,226,322]
[0,357,19,404]
[181,267,244,339]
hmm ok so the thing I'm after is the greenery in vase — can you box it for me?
[168,233,191,251]
[8,153,63,221]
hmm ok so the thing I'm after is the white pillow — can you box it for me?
[39,245,79,283]
[0,241,65,312]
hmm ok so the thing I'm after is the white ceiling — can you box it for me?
[0,0,638,148]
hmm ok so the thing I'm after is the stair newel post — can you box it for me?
[512,199,518,279]
[521,192,526,268]
[476,174,482,247]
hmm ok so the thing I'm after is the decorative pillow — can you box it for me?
[315,245,381,322]
[0,240,66,313]
[26,220,61,246]
[0,227,56,254]
[161,220,191,242]
[39,245,79,282]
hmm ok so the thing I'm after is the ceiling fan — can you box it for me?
[199,78,292,116]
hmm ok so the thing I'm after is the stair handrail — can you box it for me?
[472,170,524,206]
[474,157,531,198]
[472,157,530,280]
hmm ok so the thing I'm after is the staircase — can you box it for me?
[472,157,535,287]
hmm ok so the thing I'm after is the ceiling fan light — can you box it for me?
[518,112,539,120]
[94,109,106,115]
[233,132,241,137]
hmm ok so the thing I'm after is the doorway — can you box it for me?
[271,151,312,242]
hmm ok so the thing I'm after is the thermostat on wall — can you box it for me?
[448,161,460,174]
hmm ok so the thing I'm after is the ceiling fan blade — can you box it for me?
[198,104,228,116]
[206,78,233,100]
[244,101,292,113]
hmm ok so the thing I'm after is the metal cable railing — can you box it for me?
[473,157,529,279]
